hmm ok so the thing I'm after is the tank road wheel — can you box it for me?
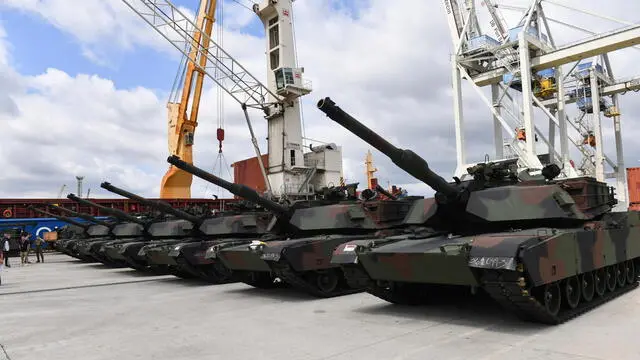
[563,276,581,309]
[625,260,636,285]
[580,272,595,302]
[605,266,617,292]
[315,269,339,294]
[616,263,627,288]
[594,268,606,297]
[543,282,562,317]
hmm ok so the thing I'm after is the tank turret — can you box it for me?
[100,182,202,225]
[317,97,616,229]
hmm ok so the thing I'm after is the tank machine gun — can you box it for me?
[318,97,639,324]
[100,181,273,283]
[167,155,425,297]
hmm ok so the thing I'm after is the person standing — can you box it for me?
[2,233,10,268]
[0,248,4,285]
[35,236,45,263]
[19,232,30,265]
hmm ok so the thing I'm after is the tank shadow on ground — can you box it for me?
[223,285,323,302]
[354,293,549,334]
[154,276,231,287]
[85,263,127,270]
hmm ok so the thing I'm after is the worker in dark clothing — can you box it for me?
[19,233,31,265]
[0,248,4,285]
[35,236,45,263]
[2,233,10,268]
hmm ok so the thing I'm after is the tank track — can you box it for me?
[174,257,234,284]
[480,259,640,325]
[234,270,282,289]
[340,265,430,304]
[270,262,364,298]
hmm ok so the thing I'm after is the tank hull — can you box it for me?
[168,240,236,284]
[333,212,640,324]
[256,234,380,297]
[214,240,282,289]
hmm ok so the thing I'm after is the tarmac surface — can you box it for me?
[1,253,639,360]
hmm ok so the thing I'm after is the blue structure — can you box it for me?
[0,216,111,249]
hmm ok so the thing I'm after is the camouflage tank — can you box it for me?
[162,201,274,284]
[100,181,272,283]
[28,205,121,263]
[167,155,424,297]
[65,194,153,267]
[318,96,640,324]
[46,204,132,266]
[66,193,193,272]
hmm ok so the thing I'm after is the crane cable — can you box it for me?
[206,0,233,198]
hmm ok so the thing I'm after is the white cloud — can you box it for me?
[1,0,640,202]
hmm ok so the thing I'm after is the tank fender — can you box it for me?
[468,234,540,271]
[331,239,378,265]
[257,239,293,262]
[266,235,375,272]
[520,223,640,287]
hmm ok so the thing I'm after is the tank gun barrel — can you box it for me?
[28,206,90,230]
[100,182,202,225]
[317,97,459,199]
[67,194,145,225]
[167,155,289,217]
[49,204,112,227]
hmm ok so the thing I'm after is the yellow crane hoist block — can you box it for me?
[604,106,620,118]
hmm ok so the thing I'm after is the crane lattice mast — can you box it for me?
[121,0,344,200]
[443,0,640,209]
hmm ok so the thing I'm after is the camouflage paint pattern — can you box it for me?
[224,199,416,272]
[353,234,479,286]
[217,242,272,272]
[331,231,429,265]
[146,219,194,237]
[145,242,183,266]
[86,224,113,237]
[465,184,589,222]
[260,234,377,272]
[198,213,273,236]
[110,223,145,237]
[171,241,218,266]
[288,201,413,231]
[469,211,640,287]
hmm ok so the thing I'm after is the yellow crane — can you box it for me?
[365,150,378,189]
[160,0,217,198]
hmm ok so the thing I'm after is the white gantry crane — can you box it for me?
[121,0,344,201]
[442,0,640,209]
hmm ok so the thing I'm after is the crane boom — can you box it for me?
[121,0,281,112]
[160,0,216,198]
[123,0,343,201]
[481,0,509,42]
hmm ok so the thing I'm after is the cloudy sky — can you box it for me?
[0,0,639,201]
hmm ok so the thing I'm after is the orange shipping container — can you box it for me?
[627,167,640,211]
[232,155,269,196]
